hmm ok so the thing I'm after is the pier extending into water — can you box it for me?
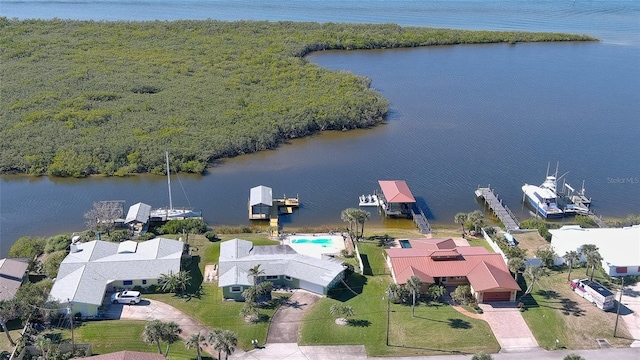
[475,186,520,232]
[410,207,431,234]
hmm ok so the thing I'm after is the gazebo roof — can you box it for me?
[250,185,273,206]
[378,180,416,203]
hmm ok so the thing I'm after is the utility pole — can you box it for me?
[67,301,75,352]
[386,285,391,346]
[614,276,624,337]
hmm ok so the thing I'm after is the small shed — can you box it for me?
[249,185,273,219]
[378,180,416,216]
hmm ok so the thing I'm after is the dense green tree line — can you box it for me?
[0,18,597,176]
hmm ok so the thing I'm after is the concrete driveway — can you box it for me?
[619,282,640,347]
[105,298,218,356]
[267,290,321,343]
[478,302,540,352]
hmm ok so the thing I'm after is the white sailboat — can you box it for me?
[149,152,202,221]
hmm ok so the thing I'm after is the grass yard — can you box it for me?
[0,319,23,354]
[511,231,548,256]
[520,268,633,349]
[299,243,498,356]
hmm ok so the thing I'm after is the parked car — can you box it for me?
[111,290,142,305]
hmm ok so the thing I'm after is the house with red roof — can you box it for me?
[385,238,520,302]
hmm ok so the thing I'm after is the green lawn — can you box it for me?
[75,320,204,359]
[300,237,498,356]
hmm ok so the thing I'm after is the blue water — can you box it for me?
[1,1,639,256]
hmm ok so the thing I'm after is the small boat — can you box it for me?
[358,194,379,207]
[150,152,202,221]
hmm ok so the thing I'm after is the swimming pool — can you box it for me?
[286,234,345,259]
[291,238,334,247]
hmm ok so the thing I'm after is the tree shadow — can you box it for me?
[537,289,559,300]
[560,298,585,317]
[347,319,371,327]
[448,318,472,329]
[365,234,395,247]
[184,255,204,295]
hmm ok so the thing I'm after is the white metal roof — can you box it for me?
[218,239,344,289]
[249,185,272,206]
[550,225,640,267]
[125,202,151,224]
[50,238,183,306]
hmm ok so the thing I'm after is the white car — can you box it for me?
[111,290,142,305]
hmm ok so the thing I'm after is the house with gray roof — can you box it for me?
[49,238,184,318]
[0,258,29,301]
[219,239,345,299]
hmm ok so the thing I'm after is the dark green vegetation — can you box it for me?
[0,18,597,176]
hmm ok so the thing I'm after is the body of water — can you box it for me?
[1,1,639,256]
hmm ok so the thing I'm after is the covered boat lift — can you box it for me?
[249,185,273,219]
[378,180,416,217]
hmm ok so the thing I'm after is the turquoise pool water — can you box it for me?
[291,238,334,247]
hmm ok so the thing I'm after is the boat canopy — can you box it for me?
[250,185,273,206]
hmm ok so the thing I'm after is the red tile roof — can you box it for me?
[378,180,416,203]
[386,241,519,291]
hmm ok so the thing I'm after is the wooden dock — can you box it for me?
[475,186,520,232]
[411,207,431,234]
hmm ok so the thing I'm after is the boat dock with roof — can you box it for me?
[377,180,431,234]
[475,185,520,232]
[249,185,299,236]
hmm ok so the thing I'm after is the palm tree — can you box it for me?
[341,208,359,239]
[586,250,603,281]
[563,354,585,360]
[471,353,493,360]
[454,212,468,234]
[185,332,206,360]
[142,319,165,354]
[159,271,180,295]
[161,321,182,358]
[523,266,546,296]
[427,284,446,301]
[329,304,355,324]
[208,328,224,360]
[219,329,238,360]
[563,250,580,281]
[176,270,192,297]
[247,264,265,286]
[0,299,19,346]
[580,244,598,277]
[239,301,260,322]
[406,275,423,318]
[508,257,525,281]
[467,210,485,234]
[353,209,371,238]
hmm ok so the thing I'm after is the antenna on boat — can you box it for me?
[165,151,173,211]
[554,161,559,178]
[546,162,550,177]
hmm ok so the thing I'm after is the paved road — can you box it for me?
[232,343,640,360]
[266,290,321,343]
[619,282,640,347]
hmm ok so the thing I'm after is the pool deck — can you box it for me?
[282,233,346,259]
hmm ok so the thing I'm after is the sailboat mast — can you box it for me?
[165,151,173,210]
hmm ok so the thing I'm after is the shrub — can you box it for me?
[109,230,129,242]
[159,219,208,234]
[451,285,473,305]
[45,234,72,253]
[204,231,219,242]
[9,236,46,258]
[43,250,68,278]
[138,232,156,241]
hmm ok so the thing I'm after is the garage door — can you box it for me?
[299,280,324,295]
[483,291,511,302]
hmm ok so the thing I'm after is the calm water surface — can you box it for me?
[1,1,639,256]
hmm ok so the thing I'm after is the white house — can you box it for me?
[550,225,640,277]
[218,239,345,299]
[49,238,184,318]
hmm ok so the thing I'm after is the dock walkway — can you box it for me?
[411,207,431,234]
[475,186,520,232]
